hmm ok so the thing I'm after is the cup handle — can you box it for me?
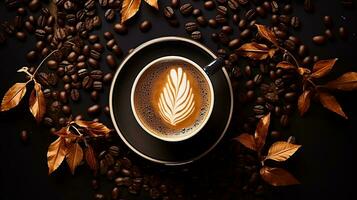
[203,57,225,76]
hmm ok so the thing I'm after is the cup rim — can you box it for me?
[130,56,215,142]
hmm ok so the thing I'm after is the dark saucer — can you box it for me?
[109,37,233,165]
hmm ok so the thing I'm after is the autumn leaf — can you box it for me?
[318,91,348,119]
[254,113,271,152]
[325,72,357,91]
[121,0,159,23]
[74,120,111,137]
[297,67,311,76]
[260,166,300,186]
[276,61,296,70]
[85,145,98,171]
[236,42,276,60]
[47,137,67,174]
[29,82,46,123]
[311,58,338,78]
[255,24,279,46]
[264,141,301,162]
[298,90,312,116]
[66,143,83,175]
[235,133,256,151]
[1,82,28,111]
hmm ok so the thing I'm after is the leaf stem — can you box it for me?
[33,49,59,76]
[279,47,300,68]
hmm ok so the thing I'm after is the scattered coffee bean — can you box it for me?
[191,31,202,40]
[192,8,201,17]
[339,26,348,40]
[323,15,333,27]
[312,35,326,45]
[228,38,240,49]
[185,22,198,33]
[196,16,207,27]
[325,29,334,40]
[204,1,216,10]
[171,0,180,8]
[88,104,101,115]
[113,23,128,35]
[105,9,115,21]
[20,130,29,142]
[164,6,175,19]
[139,20,152,32]
[180,3,193,15]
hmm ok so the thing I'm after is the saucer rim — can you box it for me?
[109,36,234,165]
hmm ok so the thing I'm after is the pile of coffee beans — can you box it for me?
[1,0,353,199]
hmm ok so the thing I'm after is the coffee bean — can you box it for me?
[256,6,266,17]
[185,22,198,33]
[280,114,289,127]
[82,76,93,89]
[164,6,175,19]
[59,91,68,103]
[103,73,113,84]
[113,23,127,35]
[171,0,180,8]
[228,0,239,11]
[302,56,313,66]
[339,26,348,40]
[106,39,116,50]
[139,20,152,32]
[112,45,122,57]
[103,31,113,40]
[253,74,263,85]
[105,9,115,21]
[218,32,229,44]
[106,54,117,69]
[290,16,301,29]
[240,29,251,39]
[238,19,247,30]
[284,39,296,51]
[238,0,248,5]
[228,38,240,49]
[88,104,101,115]
[208,19,218,28]
[26,50,38,62]
[44,117,54,127]
[217,6,228,16]
[312,35,326,45]
[244,65,252,77]
[204,1,216,10]
[325,29,334,40]
[111,187,119,199]
[323,15,333,28]
[245,80,254,89]
[304,0,314,12]
[94,43,104,53]
[20,130,29,143]
[192,8,201,17]
[191,31,202,40]
[180,3,193,15]
[222,26,233,34]
[62,105,71,115]
[245,9,256,21]
[28,0,41,12]
[216,14,227,24]
[91,70,103,80]
[196,16,207,27]
[246,90,255,101]
[93,81,103,91]
[90,90,99,102]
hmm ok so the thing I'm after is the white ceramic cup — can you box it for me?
[130,56,215,142]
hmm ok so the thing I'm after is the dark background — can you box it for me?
[1,0,357,199]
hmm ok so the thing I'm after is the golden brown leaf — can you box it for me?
[54,126,78,138]
[144,0,159,9]
[74,120,111,137]
[29,82,46,123]
[318,91,348,119]
[47,137,67,174]
[297,67,311,76]
[254,113,271,152]
[260,166,300,186]
[236,42,276,60]
[264,141,301,162]
[234,133,257,151]
[276,61,296,70]
[311,58,338,78]
[325,72,357,91]
[1,82,28,111]
[85,145,97,171]
[255,24,278,46]
[121,0,141,23]
[298,90,312,116]
[66,142,83,175]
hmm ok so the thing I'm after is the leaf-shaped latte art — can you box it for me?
[158,67,196,126]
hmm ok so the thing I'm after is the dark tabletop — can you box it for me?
[1,0,357,200]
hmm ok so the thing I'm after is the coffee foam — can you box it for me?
[133,59,211,137]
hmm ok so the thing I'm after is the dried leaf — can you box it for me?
[54,126,78,138]
[121,0,141,23]
[255,24,279,46]
[297,67,311,76]
[260,166,300,186]
[325,72,357,91]
[1,82,28,111]
[66,143,83,175]
[74,120,111,137]
[254,113,271,152]
[236,42,276,60]
[298,90,312,116]
[144,0,159,9]
[311,58,338,78]
[276,61,296,70]
[47,137,67,174]
[318,91,348,119]
[234,133,257,151]
[29,82,46,123]
[85,145,97,171]
[265,141,301,162]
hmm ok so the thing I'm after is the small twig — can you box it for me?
[279,47,300,68]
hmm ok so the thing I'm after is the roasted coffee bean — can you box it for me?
[93,43,104,53]
[185,22,198,33]
[204,1,215,10]
[191,31,202,40]
[325,29,334,40]
[113,23,128,35]
[218,32,229,44]
[302,56,313,65]
[304,0,314,12]
[244,65,252,77]
[245,9,256,21]
[88,104,101,115]
[284,39,296,51]
[253,74,263,85]
[89,90,99,102]
[339,26,348,39]
[238,0,248,5]
[103,32,113,41]
[90,50,101,60]
[211,33,219,42]
[228,38,240,49]
[107,169,115,180]
[94,193,105,200]
[91,70,103,80]
[256,6,266,17]
[290,16,301,29]
[196,16,207,27]
[222,26,233,34]
[82,76,93,89]
[217,6,228,16]
[238,19,247,30]
[180,3,193,15]
[78,69,88,78]
[26,50,38,62]
[171,0,180,8]
[228,0,239,11]
[15,31,26,41]
[43,117,54,127]
[232,14,240,25]
[28,0,41,12]
[103,73,113,84]
[111,187,119,199]
[280,114,289,127]
[115,177,132,186]
[20,130,29,143]
[164,6,175,19]
[62,105,71,115]
[240,29,251,39]
[93,81,103,91]
[59,91,68,103]
[192,8,201,17]
[323,15,333,28]
[139,20,152,32]
[312,35,326,45]
[208,19,218,28]
[245,80,254,89]
[106,39,116,50]
[216,14,227,24]
[105,9,115,21]
[112,45,122,56]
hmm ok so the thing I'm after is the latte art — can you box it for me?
[158,67,196,126]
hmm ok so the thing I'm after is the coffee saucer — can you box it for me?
[109,37,233,165]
